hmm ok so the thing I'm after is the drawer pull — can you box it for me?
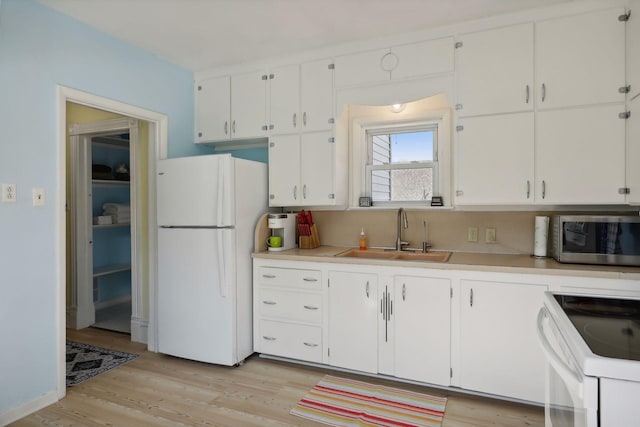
[303,277,318,282]
[303,342,319,347]
[262,274,276,279]
[303,305,319,310]
[263,300,277,305]
[262,336,276,341]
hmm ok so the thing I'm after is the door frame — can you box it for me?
[56,86,167,399]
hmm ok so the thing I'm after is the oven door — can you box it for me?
[537,307,598,427]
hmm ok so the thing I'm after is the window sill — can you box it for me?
[347,205,454,211]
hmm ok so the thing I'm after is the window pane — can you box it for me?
[390,168,433,202]
[372,135,391,165]
[371,170,391,201]
[391,131,433,163]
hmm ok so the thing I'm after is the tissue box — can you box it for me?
[93,215,113,225]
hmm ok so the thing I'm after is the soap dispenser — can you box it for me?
[359,228,367,250]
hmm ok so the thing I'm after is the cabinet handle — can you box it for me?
[525,84,530,104]
[402,283,406,301]
[293,185,297,200]
[262,274,276,279]
[303,112,307,126]
[302,277,318,282]
[303,342,318,347]
[303,305,319,310]
[541,83,546,102]
[293,113,297,128]
[303,184,307,199]
[198,131,202,138]
[263,336,276,341]
[232,119,236,134]
[542,180,546,199]
[262,300,276,305]
[470,288,474,307]
[366,281,370,298]
[526,180,530,199]
[224,121,228,135]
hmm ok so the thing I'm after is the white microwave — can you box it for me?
[550,215,640,267]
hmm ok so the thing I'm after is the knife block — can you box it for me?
[299,224,320,249]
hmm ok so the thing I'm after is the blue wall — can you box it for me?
[0,0,201,415]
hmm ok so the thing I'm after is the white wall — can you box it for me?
[0,0,199,416]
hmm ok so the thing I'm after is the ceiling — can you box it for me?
[38,0,579,72]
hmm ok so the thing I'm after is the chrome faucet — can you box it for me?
[395,208,409,251]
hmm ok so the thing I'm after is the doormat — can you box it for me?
[291,375,447,427]
[66,340,138,387]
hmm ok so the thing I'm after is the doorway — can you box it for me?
[56,86,167,398]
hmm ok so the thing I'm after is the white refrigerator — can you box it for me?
[156,154,267,365]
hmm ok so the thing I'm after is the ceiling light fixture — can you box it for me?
[390,103,406,113]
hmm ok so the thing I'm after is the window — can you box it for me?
[365,125,438,204]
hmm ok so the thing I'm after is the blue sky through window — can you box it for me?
[391,131,433,163]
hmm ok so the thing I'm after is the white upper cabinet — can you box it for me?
[195,71,267,142]
[626,95,640,204]
[194,76,231,142]
[535,7,626,110]
[456,113,534,205]
[334,38,454,87]
[535,104,626,204]
[627,1,639,98]
[269,64,300,135]
[230,70,268,139]
[300,58,335,132]
[300,131,335,205]
[456,23,534,117]
[268,134,301,206]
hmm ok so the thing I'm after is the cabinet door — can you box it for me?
[628,95,640,204]
[456,113,534,205]
[394,276,451,386]
[269,64,300,135]
[328,271,378,373]
[268,134,300,207]
[195,76,231,142]
[334,49,390,87]
[231,70,267,139]
[301,58,334,132]
[536,7,626,109]
[535,104,626,204]
[628,1,640,99]
[458,279,547,403]
[300,131,334,205]
[391,37,454,80]
[456,23,533,117]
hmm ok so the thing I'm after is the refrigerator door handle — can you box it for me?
[217,232,227,297]
[216,161,225,227]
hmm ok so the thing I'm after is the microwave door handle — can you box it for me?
[536,307,584,398]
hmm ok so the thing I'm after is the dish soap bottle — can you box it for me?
[359,228,367,250]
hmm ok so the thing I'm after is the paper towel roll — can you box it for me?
[534,216,549,257]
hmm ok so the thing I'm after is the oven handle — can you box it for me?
[536,307,584,398]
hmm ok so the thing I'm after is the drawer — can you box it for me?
[258,320,323,363]
[258,267,321,289]
[259,289,322,324]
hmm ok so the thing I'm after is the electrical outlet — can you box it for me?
[486,228,497,243]
[32,188,45,206]
[2,184,16,202]
[467,227,478,242]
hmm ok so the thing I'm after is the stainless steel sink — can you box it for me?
[336,248,451,263]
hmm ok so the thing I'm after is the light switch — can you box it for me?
[485,228,497,243]
[467,227,478,242]
[32,188,45,206]
[2,184,16,202]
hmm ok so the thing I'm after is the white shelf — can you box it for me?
[93,264,131,278]
[93,222,130,229]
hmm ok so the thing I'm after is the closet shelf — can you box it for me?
[93,264,131,278]
[93,222,130,229]
[92,179,130,187]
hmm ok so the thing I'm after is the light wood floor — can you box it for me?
[12,328,544,426]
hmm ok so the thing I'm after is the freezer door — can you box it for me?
[157,227,237,365]
[157,154,234,227]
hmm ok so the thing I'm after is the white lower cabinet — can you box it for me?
[392,275,451,386]
[456,278,547,403]
[328,270,379,373]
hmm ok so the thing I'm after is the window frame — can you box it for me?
[364,124,439,206]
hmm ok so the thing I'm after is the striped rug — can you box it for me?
[290,375,447,427]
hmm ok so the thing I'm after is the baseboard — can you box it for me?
[0,390,58,425]
[131,317,148,344]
